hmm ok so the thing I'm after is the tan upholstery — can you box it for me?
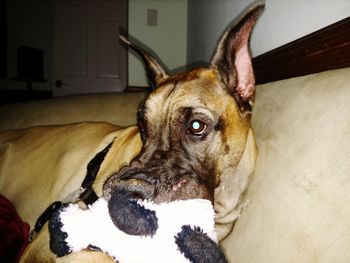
[222,67,350,262]
[0,92,147,131]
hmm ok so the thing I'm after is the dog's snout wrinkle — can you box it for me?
[121,171,159,186]
[116,178,155,200]
[105,170,160,201]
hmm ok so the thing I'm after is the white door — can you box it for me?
[53,0,127,96]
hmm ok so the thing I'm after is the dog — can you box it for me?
[0,3,263,262]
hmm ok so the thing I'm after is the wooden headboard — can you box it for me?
[253,16,350,84]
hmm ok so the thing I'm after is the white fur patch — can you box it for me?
[60,198,216,263]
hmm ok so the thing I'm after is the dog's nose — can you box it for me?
[112,171,158,200]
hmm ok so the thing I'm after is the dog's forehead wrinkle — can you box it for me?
[169,87,232,119]
[147,69,236,119]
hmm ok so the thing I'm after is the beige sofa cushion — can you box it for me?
[222,67,350,262]
[0,92,147,131]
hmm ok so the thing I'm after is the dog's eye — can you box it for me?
[188,120,207,136]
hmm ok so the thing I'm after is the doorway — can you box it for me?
[53,0,128,96]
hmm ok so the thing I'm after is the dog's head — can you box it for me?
[104,3,264,237]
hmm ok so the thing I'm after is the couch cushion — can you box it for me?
[222,67,350,262]
[0,92,147,131]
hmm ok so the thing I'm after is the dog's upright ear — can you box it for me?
[211,3,264,111]
[119,35,169,88]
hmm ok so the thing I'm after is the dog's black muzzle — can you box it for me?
[103,145,214,212]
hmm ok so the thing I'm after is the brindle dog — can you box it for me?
[104,3,264,241]
[3,3,264,262]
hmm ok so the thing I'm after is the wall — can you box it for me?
[187,0,350,65]
[5,0,346,91]
[128,0,188,87]
[0,0,53,91]
[2,0,188,91]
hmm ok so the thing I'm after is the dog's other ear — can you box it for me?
[211,3,264,108]
[120,35,169,88]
